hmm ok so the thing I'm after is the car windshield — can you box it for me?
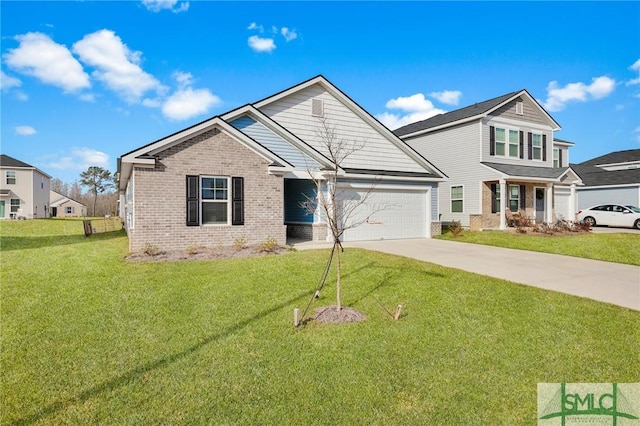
[624,205,640,213]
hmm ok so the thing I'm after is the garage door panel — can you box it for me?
[342,189,427,241]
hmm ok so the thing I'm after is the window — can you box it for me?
[10,199,20,213]
[66,206,75,214]
[186,175,244,226]
[508,130,519,157]
[532,133,542,160]
[491,127,520,157]
[494,128,506,156]
[6,171,16,185]
[508,185,519,212]
[553,148,560,167]
[451,186,463,213]
[201,177,229,225]
[491,184,501,213]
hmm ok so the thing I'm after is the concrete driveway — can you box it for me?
[297,238,640,311]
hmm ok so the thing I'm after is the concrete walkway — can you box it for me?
[292,238,640,311]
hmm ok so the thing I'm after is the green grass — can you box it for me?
[2,219,638,425]
[437,229,640,266]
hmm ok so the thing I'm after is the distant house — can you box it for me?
[49,190,87,217]
[572,149,640,209]
[117,75,445,252]
[0,154,51,219]
[395,90,583,229]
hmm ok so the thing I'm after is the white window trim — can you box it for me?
[508,185,520,212]
[494,126,520,158]
[200,176,231,226]
[553,148,560,168]
[532,132,543,161]
[6,170,16,185]
[516,101,524,115]
[450,185,464,213]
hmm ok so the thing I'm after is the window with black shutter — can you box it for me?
[520,185,526,210]
[519,131,524,159]
[491,183,500,213]
[489,126,495,156]
[542,135,547,161]
[186,175,199,226]
[232,177,244,225]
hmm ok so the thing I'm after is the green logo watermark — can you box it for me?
[538,383,640,425]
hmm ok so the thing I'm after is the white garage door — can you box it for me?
[341,189,428,241]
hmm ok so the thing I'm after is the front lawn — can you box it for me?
[2,219,638,424]
[436,229,640,266]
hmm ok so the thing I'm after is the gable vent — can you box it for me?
[516,101,524,115]
[311,99,324,117]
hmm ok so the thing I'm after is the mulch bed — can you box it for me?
[125,244,290,262]
[311,306,367,324]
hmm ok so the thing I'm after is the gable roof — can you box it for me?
[0,154,52,178]
[118,75,446,191]
[571,149,640,187]
[50,190,85,207]
[394,89,560,138]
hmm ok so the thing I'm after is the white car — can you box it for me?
[576,204,640,229]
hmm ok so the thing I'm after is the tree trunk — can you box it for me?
[335,246,342,311]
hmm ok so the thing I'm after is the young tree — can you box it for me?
[301,117,380,312]
[80,166,113,217]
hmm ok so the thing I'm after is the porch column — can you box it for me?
[546,183,553,223]
[499,179,507,230]
[569,184,576,221]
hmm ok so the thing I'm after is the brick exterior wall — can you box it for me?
[128,128,286,252]
[480,181,551,228]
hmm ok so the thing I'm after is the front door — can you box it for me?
[535,188,545,223]
[51,207,57,217]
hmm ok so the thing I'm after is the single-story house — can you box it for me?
[117,75,445,252]
[50,190,87,217]
[572,149,640,209]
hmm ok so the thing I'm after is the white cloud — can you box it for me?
[172,71,193,88]
[162,87,221,121]
[248,35,276,53]
[248,22,264,32]
[73,29,160,103]
[429,90,462,106]
[142,0,189,13]
[281,27,298,42]
[627,58,640,86]
[543,76,616,112]
[15,125,36,136]
[3,32,90,93]
[0,70,22,90]
[47,148,110,171]
[376,93,446,130]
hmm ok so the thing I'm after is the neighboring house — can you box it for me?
[0,154,51,219]
[394,90,583,230]
[49,190,87,217]
[571,149,640,209]
[117,75,445,252]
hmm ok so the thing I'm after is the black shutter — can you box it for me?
[520,185,526,210]
[489,126,495,156]
[491,184,498,213]
[186,175,199,226]
[542,135,547,161]
[232,177,244,225]
[527,132,533,160]
[519,131,524,159]
[559,149,563,167]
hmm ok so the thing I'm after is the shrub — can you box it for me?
[185,245,206,255]
[233,237,248,251]
[448,220,462,237]
[142,243,163,256]
[258,236,279,253]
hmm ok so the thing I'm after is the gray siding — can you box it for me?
[259,85,427,173]
[405,121,498,227]
[577,186,640,209]
[491,97,547,125]
[482,118,554,167]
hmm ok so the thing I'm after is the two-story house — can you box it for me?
[394,90,582,230]
[0,154,51,219]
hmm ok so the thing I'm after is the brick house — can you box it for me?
[117,76,444,252]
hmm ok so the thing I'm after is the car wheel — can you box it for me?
[635,219,640,230]
[584,216,596,227]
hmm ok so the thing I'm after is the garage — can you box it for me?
[340,188,429,241]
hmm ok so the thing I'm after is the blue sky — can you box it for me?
[1,1,639,185]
